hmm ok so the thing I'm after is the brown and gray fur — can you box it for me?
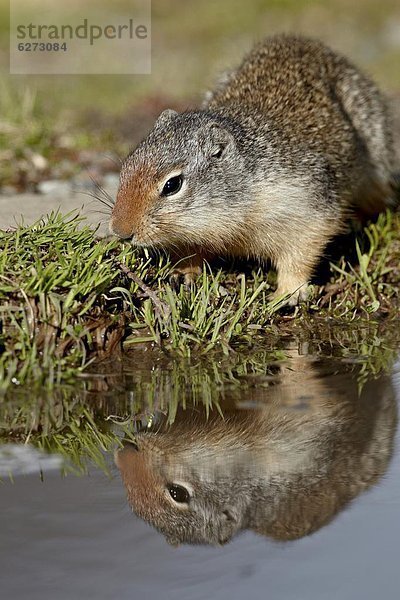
[115,354,397,546]
[110,35,397,302]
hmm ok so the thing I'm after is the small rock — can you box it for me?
[218,285,230,297]
[29,152,48,171]
[37,179,71,196]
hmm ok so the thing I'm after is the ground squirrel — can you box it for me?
[115,353,396,546]
[110,34,397,303]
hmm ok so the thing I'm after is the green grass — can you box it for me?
[0,211,287,393]
[316,211,400,316]
[1,346,291,474]
[0,209,399,397]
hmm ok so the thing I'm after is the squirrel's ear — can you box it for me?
[155,109,178,128]
[203,123,235,159]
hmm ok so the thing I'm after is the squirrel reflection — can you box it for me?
[115,353,397,546]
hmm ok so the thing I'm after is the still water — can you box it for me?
[1,338,400,600]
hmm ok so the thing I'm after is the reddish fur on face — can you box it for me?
[110,162,159,240]
[115,445,169,520]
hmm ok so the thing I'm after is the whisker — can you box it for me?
[75,190,114,211]
[84,208,112,216]
[96,183,116,206]
[99,153,123,169]
[88,172,116,206]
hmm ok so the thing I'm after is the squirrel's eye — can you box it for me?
[161,175,183,196]
[168,483,190,504]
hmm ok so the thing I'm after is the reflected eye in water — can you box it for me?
[168,483,191,504]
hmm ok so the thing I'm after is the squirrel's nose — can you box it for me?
[109,216,134,239]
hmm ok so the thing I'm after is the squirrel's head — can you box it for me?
[115,430,249,547]
[110,109,248,251]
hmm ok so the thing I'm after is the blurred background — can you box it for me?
[1,0,400,192]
